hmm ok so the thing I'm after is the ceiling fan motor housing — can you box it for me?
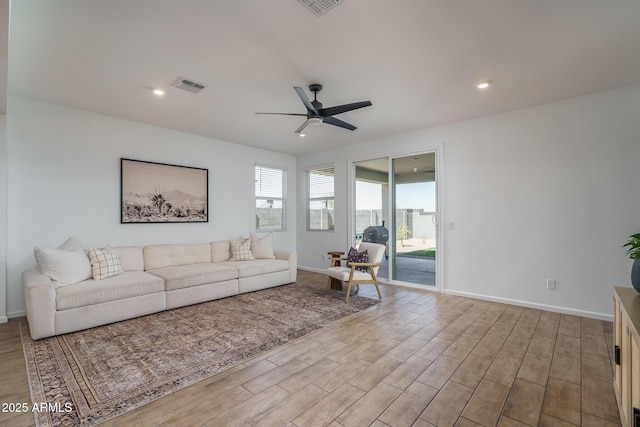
[310,100,323,117]
[309,83,323,93]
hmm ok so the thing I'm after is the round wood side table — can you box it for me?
[327,251,345,291]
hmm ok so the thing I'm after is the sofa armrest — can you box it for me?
[274,250,297,283]
[23,268,56,340]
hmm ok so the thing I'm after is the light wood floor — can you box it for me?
[0,270,621,427]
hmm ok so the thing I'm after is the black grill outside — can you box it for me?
[363,224,389,246]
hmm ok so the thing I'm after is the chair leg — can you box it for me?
[345,267,359,303]
[370,269,382,300]
[373,279,382,300]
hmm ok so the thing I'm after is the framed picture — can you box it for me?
[121,158,208,223]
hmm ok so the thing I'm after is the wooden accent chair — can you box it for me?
[325,242,385,302]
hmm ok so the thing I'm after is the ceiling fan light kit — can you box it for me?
[256,84,372,135]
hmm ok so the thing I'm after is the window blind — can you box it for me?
[255,164,287,231]
[306,166,335,231]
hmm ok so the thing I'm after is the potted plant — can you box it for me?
[623,233,640,292]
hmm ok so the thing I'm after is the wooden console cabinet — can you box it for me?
[614,286,640,427]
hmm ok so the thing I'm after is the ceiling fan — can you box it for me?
[256,84,372,134]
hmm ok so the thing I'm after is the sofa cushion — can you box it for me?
[144,243,212,270]
[250,231,275,259]
[55,271,165,311]
[219,259,289,278]
[147,262,238,291]
[211,240,231,262]
[230,239,255,261]
[34,237,92,286]
[88,246,124,280]
[114,246,144,271]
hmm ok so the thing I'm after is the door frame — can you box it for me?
[347,145,444,292]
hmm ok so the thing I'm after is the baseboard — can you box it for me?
[0,315,7,324]
[298,266,613,321]
[298,266,325,274]
[444,289,613,322]
[7,309,25,319]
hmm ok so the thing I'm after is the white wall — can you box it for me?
[6,96,296,317]
[297,84,640,319]
[0,114,7,323]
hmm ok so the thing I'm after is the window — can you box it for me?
[255,164,287,231]
[306,166,335,231]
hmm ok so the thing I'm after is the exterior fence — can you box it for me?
[356,209,436,244]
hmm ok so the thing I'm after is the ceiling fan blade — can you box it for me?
[320,101,372,117]
[294,86,319,114]
[255,112,307,116]
[294,120,311,134]
[323,116,357,131]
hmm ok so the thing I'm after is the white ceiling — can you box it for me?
[7,0,640,155]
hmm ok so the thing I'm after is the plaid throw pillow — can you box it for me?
[230,239,255,261]
[88,246,123,280]
[347,246,369,272]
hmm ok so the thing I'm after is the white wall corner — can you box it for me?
[0,114,7,323]
[7,310,24,319]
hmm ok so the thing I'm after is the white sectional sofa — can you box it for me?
[23,238,297,340]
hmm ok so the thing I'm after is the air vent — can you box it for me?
[297,0,343,16]
[174,78,207,94]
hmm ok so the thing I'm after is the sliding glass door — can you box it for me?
[391,153,437,286]
[354,158,390,280]
[353,152,438,287]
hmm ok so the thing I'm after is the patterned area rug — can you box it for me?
[20,277,379,426]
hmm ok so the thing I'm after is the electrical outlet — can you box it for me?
[546,279,556,290]
[322,254,327,261]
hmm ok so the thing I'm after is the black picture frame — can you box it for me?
[120,158,208,223]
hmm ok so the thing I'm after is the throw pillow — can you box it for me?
[347,246,369,272]
[250,231,275,259]
[230,239,255,261]
[33,237,92,286]
[88,246,124,280]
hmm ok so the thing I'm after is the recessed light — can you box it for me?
[476,81,491,89]
[152,88,166,96]
[299,133,306,138]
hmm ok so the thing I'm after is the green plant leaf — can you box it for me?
[623,234,640,259]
